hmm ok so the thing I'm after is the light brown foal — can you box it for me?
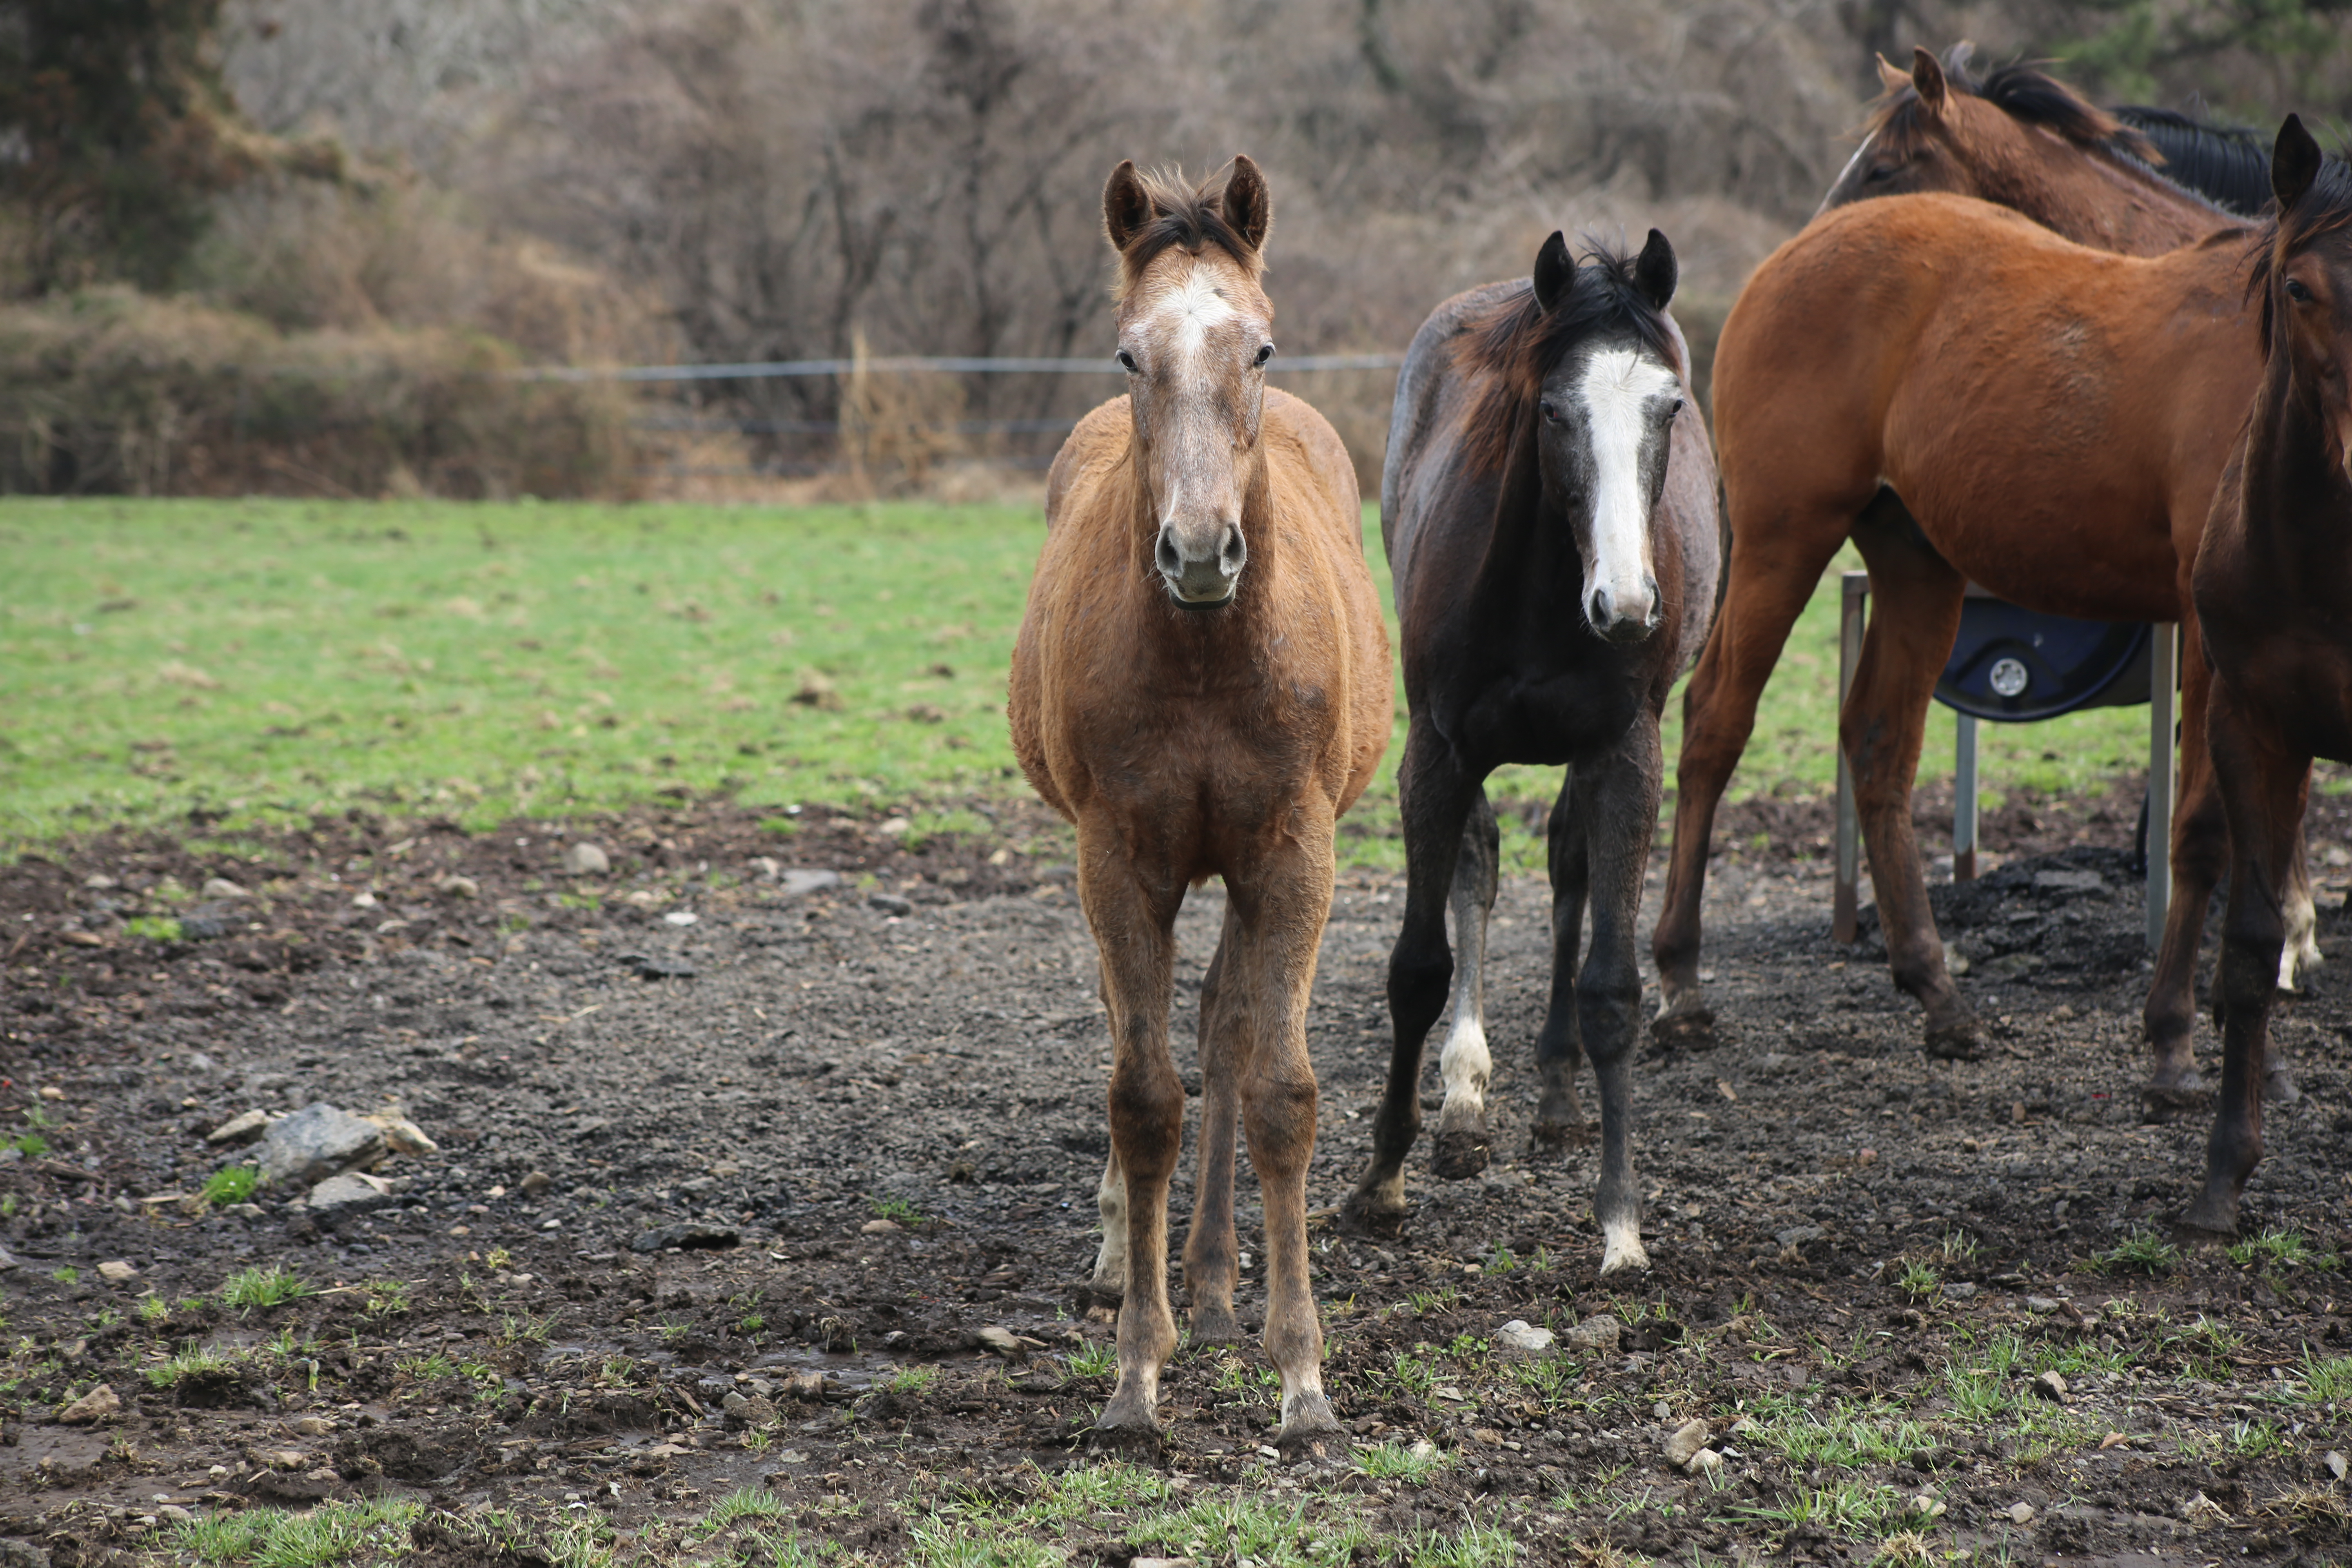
[1008,157,1388,1447]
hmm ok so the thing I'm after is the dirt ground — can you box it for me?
[0,782,2347,1567]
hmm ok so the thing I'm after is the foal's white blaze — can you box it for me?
[1576,347,1679,633]
[1165,264,1237,361]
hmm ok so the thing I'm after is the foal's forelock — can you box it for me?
[1571,345,1679,639]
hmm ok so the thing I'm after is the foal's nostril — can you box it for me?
[1588,589,1610,628]
[1155,528,1182,578]
[1219,524,1247,577]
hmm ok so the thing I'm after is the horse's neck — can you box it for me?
[1470,429,1580,601]
[2245,365,2352,571]
[2000,143,2227,252]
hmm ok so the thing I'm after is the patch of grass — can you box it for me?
[49,1266,76,1285]
[146,1345,245,1390]
[1743,1391,1936,1471]
[123,914,184,942]
[1936,1230,1980,1265]
[7,1132,49,1159]
[1355,1439,1453,1482]
[203,1165,260,1206]
[2225,1228,2310,1270]
[1382,1352,1437,1401]
[1408,1521,1519,1567]
[364,1281,412,1318]
[396,1352,458,1381]
[2284,1350,2352,1404]
[1061,1341,1114,1380]
[695,1485,792,1537]
[870,1194,926,1226]
[1895,1260,1941,1300]
[137,1295,168,1325]
[220,1264,309,1310]
[2093,1229,2181,1276]
[497,1311,557,1346]
[888,1363,943,1394]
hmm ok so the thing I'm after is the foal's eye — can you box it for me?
[1864,163,1898,184]
[1254,343,1274,367]
[1539,401,1561,423]
[1667,396,1687,418]
[2287,278,2315,304]
[1116,348,1139,372]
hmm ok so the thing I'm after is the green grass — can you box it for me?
[1355,1438,1454,1481]
[2093,1230,2181,1276]
[0,499,2157,862]
[220,1264,309,1310]
[202,1165,259,1206]
[167,1496,425,1567]
[147,1345,245,1390]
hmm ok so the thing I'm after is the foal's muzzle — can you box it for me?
[1586,575,1661,644]
[1156,520,1246,608]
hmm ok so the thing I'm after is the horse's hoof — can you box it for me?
[2264,1068,2301,1105]
[2141,1069,2209,1117]
[1274,1393,1341,1457]
[1430,1129,1490,1180]
[1087,1418,1166,1457]
[1649,998,1715,1044]
[2174,1198,2240,1243]
[1188,1302,1241,1346]
[1528,1119,1592,1156]
[1336,1192,1408,1239]
[1074,1277,1124,1312]
[1922,1020,1984,1061]
[1091,1393,1165,1453]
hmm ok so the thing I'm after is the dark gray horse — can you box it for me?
[1339,230,1720,1273]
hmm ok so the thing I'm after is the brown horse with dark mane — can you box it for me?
[1009,157,1388,1445]
[2191,116,2352,1235]
[1654,48,2312,1128]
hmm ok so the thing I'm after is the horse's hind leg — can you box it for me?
[1087,1149,1126,1305]
[2147,633,2225,1107]
[1654,512,1852,1036]
[1183,902,1246,1344]
[1577,722,1665,1274]
[2269,771,2315,1104]
[1531,770,1591,1149]
[1846,506,1976,1057]
[1343,722,1476,1234]
[1231,822,1342,1449]
[1431,789,1500,1179]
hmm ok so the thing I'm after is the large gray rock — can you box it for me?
[562,842,611,876]
[306,1173,394,1218]
[255,1104,385,1187]
[1564,1313,1622,1356]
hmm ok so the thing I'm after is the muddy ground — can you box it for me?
[0,782,2347,1567]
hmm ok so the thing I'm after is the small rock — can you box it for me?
[205,1109,272,1146]
[780,869,843,898]
[361,1110,437,1157]
[306,1173,394,1217]
[974,1325,1022,1356]
[1910,1494,1948,1521]
[2007,1502,2035,1526]
[792,673,842,710]
[261,1448,308,1470]
[2034,869,2106,894]
[201,878,248,900]
[1942,1281,1980,1302]
[1496,1319,1555,1359]
[292,1417,332,1437]
[0,1243,17,1271]
[157,1505,193,1526]
[2323,1450,2347,1482]
[2025,1296,2062,1314]
[1564,1314,1622,1356]
[1775,1225,1825,1250]
[1856,1148,1878,1167]
[2032,1371,2068,1403]
[1663,1419,1711,1468]
[870,893,913,917]
[83,874,117,890]
[434,874,479,899]
[622,953,696,980]
[518,1170,553,1197]
[748,855,780,879]
[561,842,611,876]
[781,1372,826,1402]
[255,1103,387,1187]
[225,1203,264,1219]
[878,817,910,836]
[860,1217,902,1235]
[721,1391,779,1426]
[1686,1447,1724,1476]
[630,1222,739,1254]
[662,910,699,927]
[57,1384,118,1425]
[94,1261,138,1285]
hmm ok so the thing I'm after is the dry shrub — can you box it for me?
[836,334,967,499]
[0,286,638,498]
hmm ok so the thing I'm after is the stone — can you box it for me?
[781,1372,827,1402]
[561,842,611,876]
[1,1541,52,1568]
[860,1217,901,1235]
[869,893,913,917]
[293,1417,332,1437]
[781,869,842,898]
[434,874,479,899]
[1942,1281,1980,1302]
[518,1171,553,1197]
[1663,1419,1711,1468]
[2324,1450,2347,1482]
[57,1384,118,1424]
[255,1103,386,1187]
[2033,869,2106,894]
[2025,1296,2062,1314]
[792,673,842,710]
[307,1173,395,1217]
[630,1222,739,1254]
[662,911,699,927]
[1131,1559,1195,1568]
[205,1109,272,1146]
[722,1392,779,1427]
[0,1243,16,1271]
[361,1110,437,1157]
[2032,1371,2068,1403]
[157,1506,193,1526]
[1686,1447,1724,1476]
[1496,1320,1555,1359]
[975,1325,1022,1356]
[2007,1502,2035,1526]
[1775,1225,1825,1250]
[1564,1314,1622,1356]
[94,1261,138,1285]
[201,878,249,900]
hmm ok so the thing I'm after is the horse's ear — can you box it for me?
[1103,160,1154,253]
[1634,229,1678,311]
[1874,53,1909,94]
[1222,155,1272,254]
[1911,47,1947,114]
[2273,114,2323,214]
[1531,232,1575,312]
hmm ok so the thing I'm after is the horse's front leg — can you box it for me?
[1575,726,1664,1274]
[1076,818,1187,1442]
[1431,789,1500,1178]
[1531,768,1590,1148]
[1232,819,1342,1450]
[2184,685,2305,1239]
[1182,901,1245,1344]
[1087,1148,1126,1305]
[1342,722,1476,1234]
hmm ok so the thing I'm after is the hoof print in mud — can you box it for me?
[1429,1130,1490,1180]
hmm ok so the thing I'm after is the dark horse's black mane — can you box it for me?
[1451,243,1677,477]
[1870,45,2267,218]
[2250,150,2352,354]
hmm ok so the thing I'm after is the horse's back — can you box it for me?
[1382,281,1523,592]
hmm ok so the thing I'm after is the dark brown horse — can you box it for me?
[2190,116,2352,1235]
[1655,48,2314,1111]
[1009,158,1389,1445]
[1339,231,1719,1271]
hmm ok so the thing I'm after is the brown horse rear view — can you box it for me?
[1008,157,1388,1446]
